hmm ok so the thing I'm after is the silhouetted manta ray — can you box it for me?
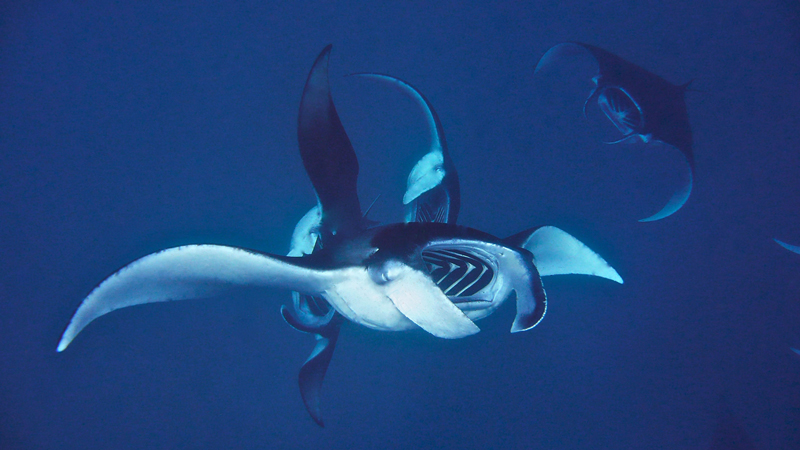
[535,42,694,222]
[57,45,623,427]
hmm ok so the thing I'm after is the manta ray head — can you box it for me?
[364,223,548,332]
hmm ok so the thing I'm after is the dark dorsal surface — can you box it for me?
[575,42,694,168]
[297,45,363,239]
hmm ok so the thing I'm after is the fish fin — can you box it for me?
[297,316,341,427]
[298,45,362,236]
[506,226,622,284]
[534,42,590,74]
[351,73,459,225]
[386,264,479,339]
[775,239,800,255]
[58,245,330,352]
[639,148,693,222]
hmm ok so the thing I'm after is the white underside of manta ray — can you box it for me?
[57,45,623,427]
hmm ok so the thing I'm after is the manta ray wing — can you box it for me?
[281,306,342,427]
[353,73,460,225]
[774,238,800,255]
[639,150,693,222]
[298,45,362,237]
[57,245,333,352]
[290,45,373,426]
[297,323,340,427]
[505,226,623,284]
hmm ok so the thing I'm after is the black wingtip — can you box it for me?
[296,317,342,428]
[298,339,333,427]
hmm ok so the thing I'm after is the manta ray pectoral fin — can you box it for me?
[57,245,333,352]
[298,45,362,237]
[381,262,479,339]
[774,238,800,255]
[279,310,343,428]
[639,148,693,222]
[351,72,459,225]
[297,322,340,427]
[534,42,590,75]
[280,303,340,427]
[505,226,623,284]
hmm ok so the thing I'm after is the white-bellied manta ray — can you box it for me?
[57,45,623,427]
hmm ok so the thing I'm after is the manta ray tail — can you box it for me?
[504,226,623,284]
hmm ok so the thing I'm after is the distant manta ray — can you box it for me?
[535,42,695,222]
[57,45,623,427]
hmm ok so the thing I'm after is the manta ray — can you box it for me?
[535,42,695,222]
[57,45,623,427]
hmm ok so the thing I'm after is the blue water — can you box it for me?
[2,1,799,448]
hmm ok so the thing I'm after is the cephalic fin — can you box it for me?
[382,261,479,339]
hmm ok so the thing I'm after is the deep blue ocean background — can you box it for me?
[2,1,800,449]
